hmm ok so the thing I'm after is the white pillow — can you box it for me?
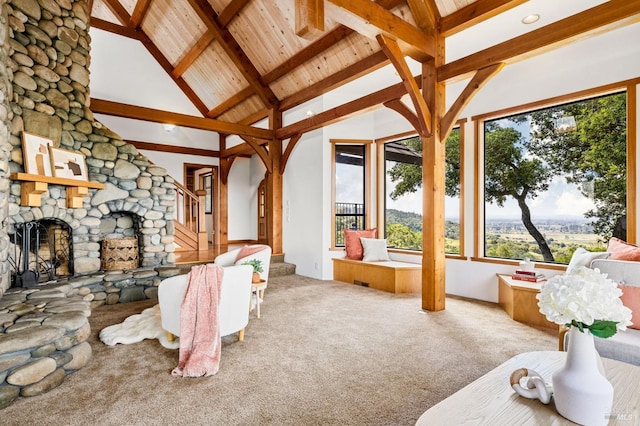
[360,237,390,262]
[566,247,610,273]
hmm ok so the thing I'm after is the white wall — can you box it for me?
[282,129,325,278]
[227,157,254,240]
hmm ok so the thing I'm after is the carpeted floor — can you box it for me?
[2,275,556,425]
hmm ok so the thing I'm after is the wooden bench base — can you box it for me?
[332,258,421,293]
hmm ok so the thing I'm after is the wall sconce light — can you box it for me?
[163,123,176,132]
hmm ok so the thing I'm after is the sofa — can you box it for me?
[561,258,640,366]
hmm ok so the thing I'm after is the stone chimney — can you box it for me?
[0,0,176,295]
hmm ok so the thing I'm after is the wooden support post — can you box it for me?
[219,136,229,245]
[421,36,446,312]
[267,109,283,254]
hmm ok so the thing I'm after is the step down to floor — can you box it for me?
[269,260,296,277]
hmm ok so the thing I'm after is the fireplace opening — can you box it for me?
[99,212,142,271]
[9,219,73,288]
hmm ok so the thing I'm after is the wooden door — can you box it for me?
[257,179,267,243]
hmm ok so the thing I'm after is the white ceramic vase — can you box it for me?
[552,326,613,426]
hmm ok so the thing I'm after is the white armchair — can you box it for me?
[158,264,253,341]
[215,245,272,318]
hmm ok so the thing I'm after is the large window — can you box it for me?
[384,129,462,253]
[482,91,627,264]
[333,143,369,247]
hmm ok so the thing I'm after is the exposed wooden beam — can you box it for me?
[91,18,140,39]
[440,0,528,37]
[295,0,325,38]
[279,50,389,111]
[439,0,640,82]
[240,136,273,173]
[172,32,216,78]
[91,98,274,139]
[383,99,420,133]
[441,63,504,139]
[130,0,152,27]
[127,140,219,157]
[326,0,434,62]
[263,26,354,85]
[219,157,235,185]
[378,34,431,135]
[212,0,403,118]
[221,140,260,158]
[405,0,437,34]
[280,134,302,174]
[138,32,211,116]
[262,0,401,86]
[188,0,279,108]
[277,77,414,139]
[208,87,254,118]
[218,0,251,28]
[102,0,130,26]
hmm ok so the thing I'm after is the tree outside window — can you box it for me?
[483,92,627,263]
[385,129,461,253]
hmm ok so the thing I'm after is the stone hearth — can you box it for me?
[0,265,182,409]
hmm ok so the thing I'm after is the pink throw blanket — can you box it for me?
[172,264,224,377]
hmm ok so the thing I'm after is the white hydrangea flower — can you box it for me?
[536,266,632,338]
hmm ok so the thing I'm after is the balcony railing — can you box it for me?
[335,202,365,246]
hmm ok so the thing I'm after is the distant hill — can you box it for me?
[386,209,460,239]
[386,209,422,232]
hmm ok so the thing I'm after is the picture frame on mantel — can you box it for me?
[22,132,53,176]
[49,146,88,181]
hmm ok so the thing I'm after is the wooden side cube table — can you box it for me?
[497,274,557,330]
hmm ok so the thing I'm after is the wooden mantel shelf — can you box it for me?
[10,172,106,208]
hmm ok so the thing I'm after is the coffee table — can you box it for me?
[415,351,640,425]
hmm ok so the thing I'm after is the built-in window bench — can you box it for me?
[10,173,105,208]
[332,257,422,293]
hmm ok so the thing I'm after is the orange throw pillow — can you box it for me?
[607,237,640,261]
[619,284,640,330]
[344,228,376,260]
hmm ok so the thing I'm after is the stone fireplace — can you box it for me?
[0,0,177,297]
[0,0,183,410]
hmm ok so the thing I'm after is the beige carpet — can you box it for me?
[2,275,556,425]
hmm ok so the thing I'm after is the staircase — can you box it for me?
[173,181,208,251]
[269,253,296,277]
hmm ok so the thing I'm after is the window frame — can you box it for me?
[331,139,372,249]
[375,121,466,257]
[471,80,638,266]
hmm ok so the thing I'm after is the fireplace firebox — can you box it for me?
[9,219,73,288]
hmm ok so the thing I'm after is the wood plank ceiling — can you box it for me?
[89,0,640,142]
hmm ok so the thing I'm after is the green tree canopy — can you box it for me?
[521,92,627,240]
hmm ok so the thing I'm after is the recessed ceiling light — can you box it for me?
[306,110,315,117]
[163,123,176,132]
[522,14,540,25]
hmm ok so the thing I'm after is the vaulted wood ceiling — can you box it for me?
[89,0,640,141]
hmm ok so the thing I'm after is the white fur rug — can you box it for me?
[99,304,180,349]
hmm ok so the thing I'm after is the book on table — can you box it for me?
[511,271,546,282]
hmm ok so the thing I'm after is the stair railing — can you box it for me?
[174,181,206,235]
